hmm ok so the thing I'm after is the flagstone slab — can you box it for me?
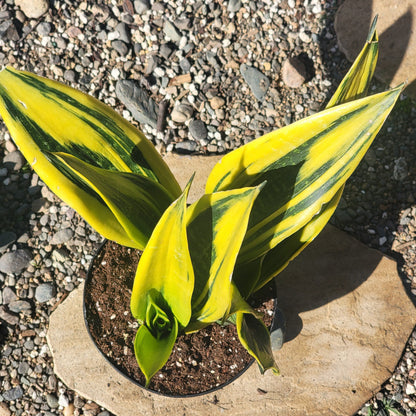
[335,0,416,98]
[46,155,416,415]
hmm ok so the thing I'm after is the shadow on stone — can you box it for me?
[275,225,383,342]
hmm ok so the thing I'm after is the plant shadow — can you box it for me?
[274,225,383,342]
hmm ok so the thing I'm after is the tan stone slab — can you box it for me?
[335,0,416,98]
[47,224,416,416]
[162,153,221,203]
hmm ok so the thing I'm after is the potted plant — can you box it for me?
[0,19,402,394]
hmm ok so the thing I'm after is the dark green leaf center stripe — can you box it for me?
[10,70,157,180]
[241,131,374,257]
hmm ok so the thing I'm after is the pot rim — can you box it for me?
[83,239,282,398]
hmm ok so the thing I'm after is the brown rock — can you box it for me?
[335,0,416,98]
[0,403,11,416]
[15,0,49,19]
[209,96,226,110]
[281,56,307,88]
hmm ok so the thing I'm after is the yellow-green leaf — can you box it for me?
[207,85,403,264]
[236,312,279,375]
[134,293,178,387]
[53,152,173,249]
[185,185,263,326]
[130,179,194,327]
[0,67,181,245]
[327,16,378,108]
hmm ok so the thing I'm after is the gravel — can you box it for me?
[0,0,415,415]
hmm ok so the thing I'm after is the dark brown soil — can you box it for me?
[84,241,275,396]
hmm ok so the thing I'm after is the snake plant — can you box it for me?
[0,19,402,386]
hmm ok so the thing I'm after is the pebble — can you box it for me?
[46,393,59,409]
[3,151,25,171]
[134,0,150,14]
[0,403,11,416]
[0,249,31,274]
[2,386,23,402]
[175,140,197,154]
[37,22,52,36]
[2,287,18,304]
[171,103,193,123]
[189,120,208,141]
[50,229,74,245]
[228,0,242,12]
[210,96,225,110]
[163,21,181,43]
[35,283,56,303]
[240,64,270,101]
[111,40,129,57]
[281,57,308,88]
[8,300,32,313]
[15,0,49,19]
[115,80,158,128]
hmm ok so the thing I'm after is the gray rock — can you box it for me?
[179,58,191,73]
[0,306,18,325]
[159,43,174,59]
[281,57,308,88]
[3,151,25,171]
[2,386,23,402]
[111,40,129,57]
[174,18,191,31]
[0,249,31,274]
[171,103,193,123]
[175,140,197,154]
[228,0,242,12]
[163,21,182,43]
[46,393,59,409]
[393,157,408,181]
[189,120,208,141]
[0,20,20,42]
[134,0,150,14]
[8,300,32,313]
[36,22,52,36]
[2,287,18,304]
[50,228,73,245]
[115,22,130,44]
[0,232,16,253]
[17,361,30,375]
[116,80,158,128]
[35,283,56,303]
[240,64,270,101]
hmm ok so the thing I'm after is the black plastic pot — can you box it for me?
[83,240,285,398]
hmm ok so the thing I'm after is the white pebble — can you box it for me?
[406,383,416,395]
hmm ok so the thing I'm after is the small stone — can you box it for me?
[134,0,150,14]
[175,140,197,154]
[228,0,242,12]
[36,21,52,36]
[2,287,18,304]
[0,403,11,416]
[171,103,193,123]
[35,283,56,303]
[406,383,416,395]
[63,70,76,83]
[8,300,32,313]
[0,20,20,41]
[210,96,225,110]
[111,40,129,57]
[179,58,191,73]
[163,21,181,43]
[0,249,32,274]
[281,56,308,88]
[2,386,23,402]
[15,0,49,19]
[63,404,75,416]
[115,22,130,43]
[0,232,17,253]
[159,43,174,59]
[46,394,59,409]
[240,64,270,101]
[0,306,19,325]
[189,120,208,141]
[50,229,74,245]
[393,157,408,181]
[3,151,25,171]
[17,361,30,375]
[116,80,158,128]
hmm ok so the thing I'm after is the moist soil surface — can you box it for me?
[84,241,275,396]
